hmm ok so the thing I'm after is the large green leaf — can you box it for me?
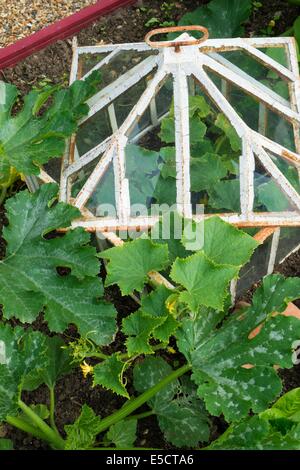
[248,274,300,327]
[133,356,178,410]
[100,238,169,295]
[0,73,100,175]
[182,216,258,266]
[207,415,300,450]
[170,252,238,312]
[176,0,252,38]
[189,95,211,119]
[160,147,176,179]
[0,184,117,346]
[65,405,101,450]
[23,336,73,391]
[176,275,300,422]
[133,357,210,447]
[0,324,48,419]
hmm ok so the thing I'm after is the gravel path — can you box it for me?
[0,0,97,47]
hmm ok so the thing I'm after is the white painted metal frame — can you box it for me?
[37,34,300,234]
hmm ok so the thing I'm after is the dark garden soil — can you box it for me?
[1,0,300,451]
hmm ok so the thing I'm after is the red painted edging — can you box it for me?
[0,0,136,70]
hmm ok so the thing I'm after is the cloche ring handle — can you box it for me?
[144,25,209,52]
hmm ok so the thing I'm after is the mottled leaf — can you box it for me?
[0,184,117,346]
[0,324,48,419]
[133,356,178,410]
[133,357,210,447]
[23,336,73,391]
[207,416,300,450]
[177,276,300,421]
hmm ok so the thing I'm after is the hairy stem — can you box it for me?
[126,410,154,421]
[6,415,49,442]
[96,363,191,434]
[85,343,165,362]
[18,400,65,450]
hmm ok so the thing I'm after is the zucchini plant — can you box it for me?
[0,184,300,450]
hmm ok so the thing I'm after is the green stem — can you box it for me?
[18,400,65,450]
[0,187,7,206]
[49,386,59,433]
[215,135,227,154]
[88,351,108,360]
[96,363,191,434]
[85,343,165,362]
[6,415,49,442]
[126,410,154,421]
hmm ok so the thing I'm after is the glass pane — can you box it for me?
[43,158,61,182]
[253,155,294,212]
[156,76,173,118]
[70,156,116,218]
[204,66,296,153]
[258,46,289,69]
[268,151,300,194]
[265,108,296,151]
[275,227,300,265]
[215,50,290,100]
[79,52,109,77]
[236,235,273,298]
[71,160,98,198]
[86,162,116,217]
[76,106,112,157]
[124,75,176,216]
[188,76,241,215]
[114,77,152,131]
[92,50,158,92]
